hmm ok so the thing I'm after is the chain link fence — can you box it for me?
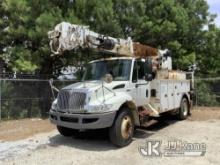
[194,77,220,108]
[0,78,78,121]
[0,76,219,121]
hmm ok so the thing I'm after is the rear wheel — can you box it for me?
[109,108,134,147]
[57,126,78,137]
[178,98,189,120]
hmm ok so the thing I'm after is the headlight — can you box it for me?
[51,99,58,111]
[90,104,113,112]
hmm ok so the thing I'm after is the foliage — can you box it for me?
[0,0,220,119]
[0,0,220,76]
[195,80,219,106]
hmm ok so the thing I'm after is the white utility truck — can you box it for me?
[48,22,194,147]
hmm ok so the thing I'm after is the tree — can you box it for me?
[196,25,220,76]
[0,0,219,75]
[1,0,220,118]
[134,0,210,70]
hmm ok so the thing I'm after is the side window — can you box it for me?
[132,61,137,82]
[137,61,146,80]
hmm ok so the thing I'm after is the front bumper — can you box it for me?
[49,110,116,129]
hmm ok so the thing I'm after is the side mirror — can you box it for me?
[145,58,153,81]
[145,58,153,74]
[145,74,153,81]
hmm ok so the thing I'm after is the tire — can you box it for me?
[109,108,134,147]
[178,98,189,120]
[57,126,78,137]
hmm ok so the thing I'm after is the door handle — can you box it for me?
[135,82,149,88]
[126,88,135,92]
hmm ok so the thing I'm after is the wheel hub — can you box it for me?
[121,115,133,139]
[182,101,188,116]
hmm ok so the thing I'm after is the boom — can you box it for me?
[48,22,159,56]
[48,22,172,70]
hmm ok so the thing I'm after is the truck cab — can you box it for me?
[50,57,192,147]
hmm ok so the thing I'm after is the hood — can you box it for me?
[62,81,126,93]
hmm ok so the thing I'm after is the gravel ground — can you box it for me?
[1,118,220,165]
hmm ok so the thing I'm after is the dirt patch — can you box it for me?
[189,106,220,121]
[0,107,219,142]
[1,119,220,165]
[0,108,220,164]
[0,118,55,141]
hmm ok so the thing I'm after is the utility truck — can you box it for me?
[48,22,194,147]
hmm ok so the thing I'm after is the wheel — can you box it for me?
[109,108,134,147]
[178,98,189,120]
[57,126,78,137]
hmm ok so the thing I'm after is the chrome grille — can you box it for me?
[57,89,86,112]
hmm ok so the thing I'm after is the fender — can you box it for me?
[104,92,140,126]
[99,92,134,110]
[181,93,190,104]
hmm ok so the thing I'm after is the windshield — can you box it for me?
[83,59,132,81]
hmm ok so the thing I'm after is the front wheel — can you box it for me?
[178,98,189,120]
[109,108,134,147]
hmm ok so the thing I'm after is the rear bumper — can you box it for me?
[49,110,116,129]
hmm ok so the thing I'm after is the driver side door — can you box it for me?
[132,59,150,106]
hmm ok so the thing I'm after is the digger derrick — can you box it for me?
[48,22,159,58]
[48,22,193,147]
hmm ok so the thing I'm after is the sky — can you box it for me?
[207,0,220,26]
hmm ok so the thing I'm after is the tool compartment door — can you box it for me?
[174,82,182,108]
[168,81,175,110]
[160,81,168,112]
